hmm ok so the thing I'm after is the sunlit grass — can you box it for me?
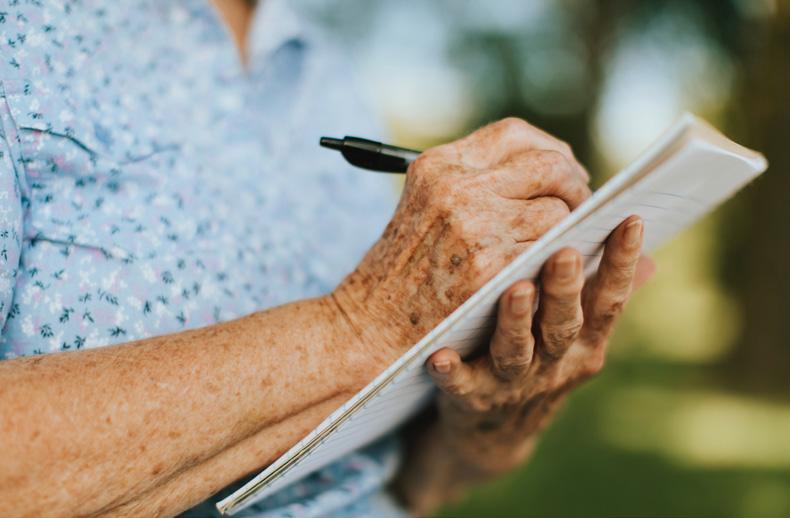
[738,479,790,517]
[600,384,790,469]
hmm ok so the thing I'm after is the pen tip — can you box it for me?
[320,137,344,151]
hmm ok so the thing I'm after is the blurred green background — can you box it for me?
[299,0,790,515]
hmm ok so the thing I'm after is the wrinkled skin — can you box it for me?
[333,118,592,363]
[426,221,652,474]
[332,117,654,512]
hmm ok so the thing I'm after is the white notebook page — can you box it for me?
[218,114,767,515]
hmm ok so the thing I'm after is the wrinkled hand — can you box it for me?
[426,217,654,473]
[333,118,592,374]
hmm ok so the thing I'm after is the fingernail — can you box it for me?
[433,361,451,374]
[554,252,578,281]
[625,218,643,247]
[510,284,533,315]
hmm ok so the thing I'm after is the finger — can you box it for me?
[490,280,537,380]
[450,118,590,180]
[580,216,644,345]
[427,348,481,400]
[517,126,590,182]
[537,248,584,360]
[487,149,592,209]
[501,197,570,242]
[634,256,656,289]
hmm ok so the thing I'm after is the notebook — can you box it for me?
[217,113,767,515]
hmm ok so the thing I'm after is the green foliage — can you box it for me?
[438,360,790,516]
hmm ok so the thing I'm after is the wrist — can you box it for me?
[319,289,402,393]
[442,423,537,476]
[437,399,538,475]
[332,262,421,343]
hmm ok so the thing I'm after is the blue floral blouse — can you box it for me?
[0,0,404,516]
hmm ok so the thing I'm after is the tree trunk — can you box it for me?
[724,0,790,387]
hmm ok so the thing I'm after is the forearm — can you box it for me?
[0,295,375,517]
[102,395,348,517]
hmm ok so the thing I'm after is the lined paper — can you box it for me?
[218,114,767,515]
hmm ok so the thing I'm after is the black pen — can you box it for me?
[319,136,421,173]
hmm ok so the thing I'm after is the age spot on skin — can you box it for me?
[409,312,420,326]
[450,254,463,267]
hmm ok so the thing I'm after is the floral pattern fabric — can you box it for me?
[0,0,403,516]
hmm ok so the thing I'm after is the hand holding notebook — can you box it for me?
[219,114,766,515]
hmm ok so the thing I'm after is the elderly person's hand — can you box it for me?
[392,220,655,513]
[333,118,592,372]
[391,221,654,514]
[332,117,656,514]
[426,218,653,469]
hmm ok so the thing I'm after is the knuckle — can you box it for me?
[558,140,576,160]
[527,199,571,234]
[541,319,583,347]
[498,324,534,347]
[608,247,639,270]
[535,150,574,181]
[496,355,532,378]
[544,196,571,218]
[598,298,626,323]
[498,116,531,135]
[573,179,593,201]
[497,351,528,367]
[545,270,584,294]
[542,149,572,170]
[569,318,585,336]
[529,197,570,226]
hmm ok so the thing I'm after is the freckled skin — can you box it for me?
[333,119,589,357]
[0,117,602,518]
[0,296,369,517]
[323,119,653,515]
[394,217,653,515]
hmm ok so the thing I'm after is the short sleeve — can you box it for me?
[0,88,25,330]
